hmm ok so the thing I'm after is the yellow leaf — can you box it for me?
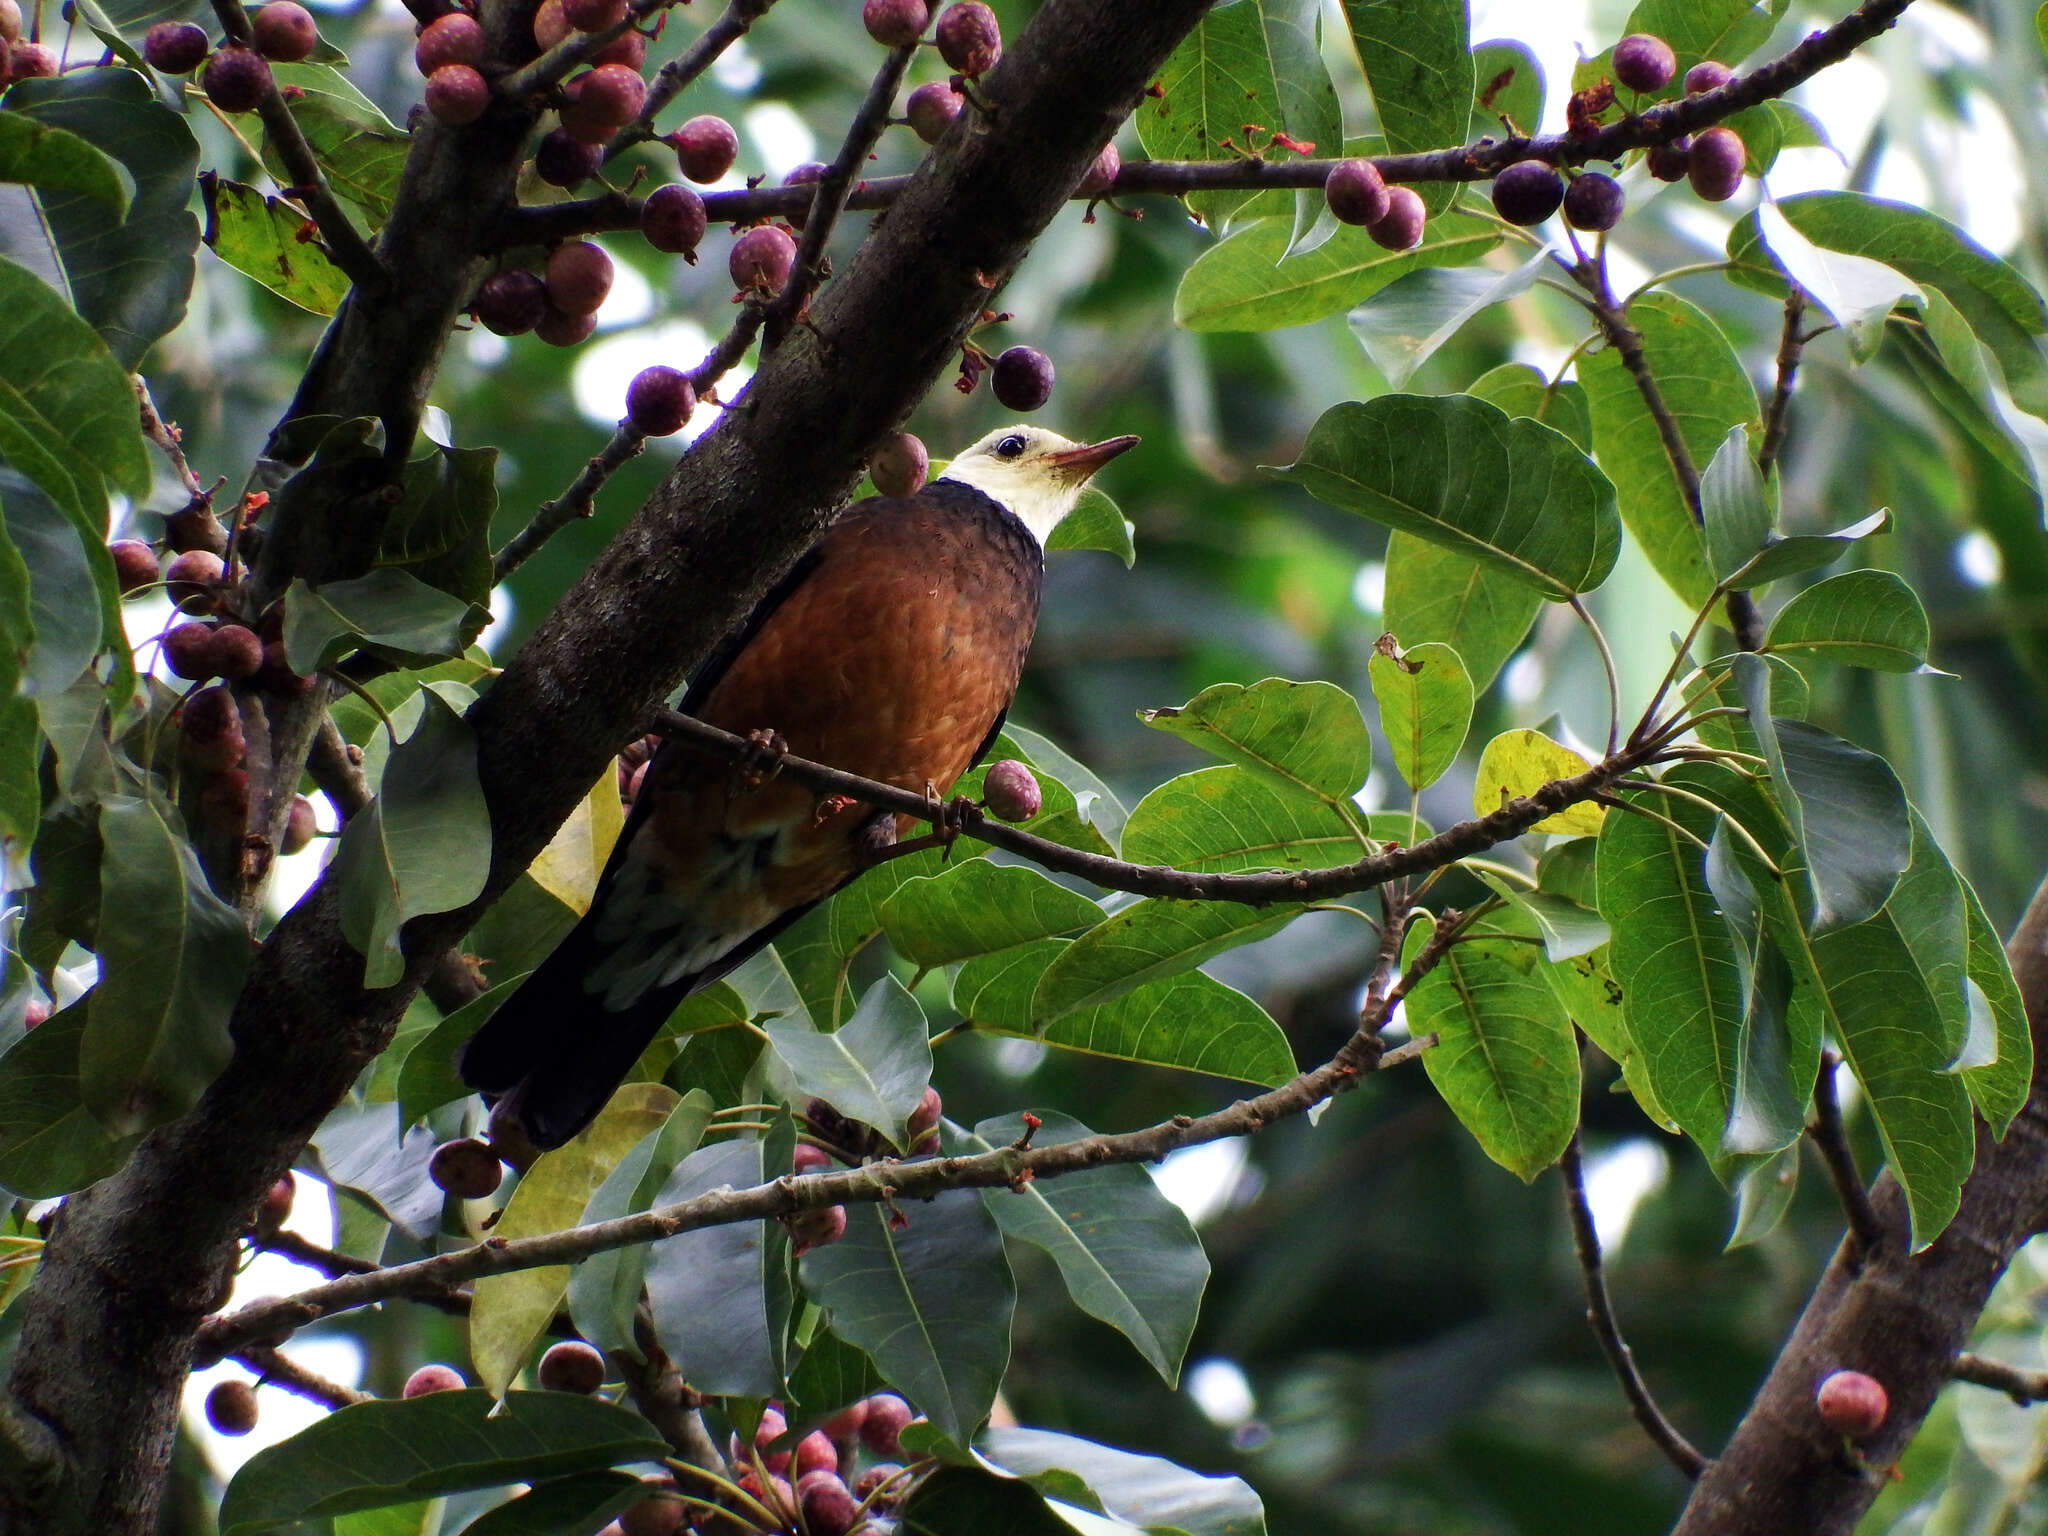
[1471,729,1606,836]
[526,767,627,915]
[468,1082,676,1397]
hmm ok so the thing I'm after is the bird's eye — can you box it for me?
[996,434,1028,459]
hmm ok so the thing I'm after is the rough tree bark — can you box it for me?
[1673,875,2048,1535]
[0,1,1214,1529]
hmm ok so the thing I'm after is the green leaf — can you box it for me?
[1597,783,1746,1164]
[1733,658,1908,932]
[1134,0,1338,235]
[1724,509,1891,590]
[971,726,1123,858]
[1728,191,2048,420]
[1579,290,1759,607]
[1271,394,1619,598]
[380,440,500,608]
[567,1091,713,1360]
[1702,824,1804,1156]
[877,862,1102,967]
[645,1132,790,1398]
[1174,211,1500,332]
[1470,728,1605,837]
[304,1099,442,1242]
[1381,533,1542,697]
[1368,638,1472,791]
[0,1000,140,1198]
[469,1084,677,1397]
[1726,1141,1800,1249]
[1700,425,1771,582]
[1031,897,1299,1019]
[1346,252,1549,390]
[1754,200,1921,362]
[284,567,492,676]
[199,173,350,314]
[962,1112,1207,1385]
[1470,871,1608,963]
[0,698,34,881]
[3,70,200,367]
[1960,880,2029,1136]
[953,940,1296,1086]
[0,255,151,508]
[331,689,492,988]
[1119,764,1362,873]
[1400,914,1580,1181]
[1140,676,1371,807]
[1541,945,1675,1131]
[1471,38,1544,139]
[2,469,100,699]
[255,82,407,233]
[0,111,129,214]
[455,1472,645,1536]
[1046,485,1135,568]
[1760,568,1932,672]
[1341,0,1472,215]
[765,976,931,1148]
[1466,361,1591,450]
[982,1425,1268,1536]
[80,796,245,1137]
[800,1190,1013,1446]
[217,1391,670,1535]
[393,975,519,1127]
[899,1465,1073,1535]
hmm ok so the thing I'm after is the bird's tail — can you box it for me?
[455,919,688,1152]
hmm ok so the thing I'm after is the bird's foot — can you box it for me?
[729,728,788,795]
[812,792,860,827]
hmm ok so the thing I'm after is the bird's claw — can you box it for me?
[730,728,788,795]
[924,782,977,861]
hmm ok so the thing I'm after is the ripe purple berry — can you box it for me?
[618,1485,683,1536]
[166,548,225,613]
[904,80,964,145]
[533,0,570,49]
[429,1136,504,1198]
[789,1203,847,1254]
[537,1340,607,1393]
[561,0,626,31]
[1368,184,1425,250]
[206,1381,260,1435]
[991,345,1053,412]
[1492,159,1564,225]
[256,1172,295,1232]
[862,0,927,47]
[1612,32,1675,94]
[1647,137,1691,181]
[414,12,483,75]
[0,0,20,44]
[544,240,613,316]
[1688,125,1745,201]
[180,686,244,771]
[1816,1370,1888,1436]
[641,183,707,255]
[854,1463,906,1506]
[624,366,696,436]
[282,795,318,855]
[592,25,644,68]
[934,1,998,75]
[252,0,317,61]
[212,623,263,681]
[534,303,596,347]
[1324,157,1390,227]
[781,160,826,228]
[907,1084,942,1137]
[669,114,737,183]
[202,45,272,112]
[403,1363,465,1397]
[1077,142,1120,199]
[793,1141,833,1174]
[256,639,314,698]
[859,1394,913,1458]
[1562,171,1624,231]
[109,538,159,594]
[7,41,55,77]
[870,431,928,497]
[474,268,547,335]
[729,223,796,292]
[143,20,208,73]
[982,759,1041,821]
[798,1473,862,1536]
[425,63,488,126]
[1685,59,1734,95]
[560,62,645,142]
[163,621,222,680]
[534,128,603,188]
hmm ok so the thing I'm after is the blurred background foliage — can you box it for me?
[116,0,2048,1528]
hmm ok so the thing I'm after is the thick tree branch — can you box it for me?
[1560,1134,1709,1479]
[1673,873,2048,1536]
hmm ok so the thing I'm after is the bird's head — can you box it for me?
[937,425,1140,547]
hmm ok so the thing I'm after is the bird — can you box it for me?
[457,424,1139,1150]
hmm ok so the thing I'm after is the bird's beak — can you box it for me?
[1046,434,1140,481]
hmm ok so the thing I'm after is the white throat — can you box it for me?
[936,459,1084,549]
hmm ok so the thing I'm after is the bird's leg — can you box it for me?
[851,787,976,869]
[729,728,788,796]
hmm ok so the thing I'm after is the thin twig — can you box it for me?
[1755,289,1809,485]
[1953,1352,2048,1404]
[761,40,918,353]
[689,298,769,398]
[191,919,1465,1363]
[234,1344,371,1409]
[1560,1134,1710,1479]
[206,0,385,293]
[1809,1051,1885,1259]
[255,1229,379,1278]
[608,0,778,158]
[493,424,650,584]
[649,707,1664,905]
[496,0,676,99]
